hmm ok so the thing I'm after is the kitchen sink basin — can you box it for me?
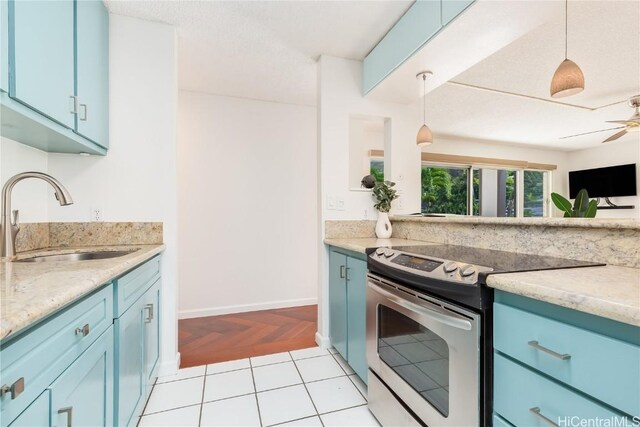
[15,250,137,263]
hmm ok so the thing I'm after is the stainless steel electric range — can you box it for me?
[365,244,603,427]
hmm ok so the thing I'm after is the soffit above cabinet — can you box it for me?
[363,0,559,104]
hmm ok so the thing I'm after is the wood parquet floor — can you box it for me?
[178,305,318,368]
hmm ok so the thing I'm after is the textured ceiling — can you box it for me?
[104,0,412,106]
[420,0,640,150]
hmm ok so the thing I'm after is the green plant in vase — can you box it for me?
[372,181,399,238]
[551,189,598,218]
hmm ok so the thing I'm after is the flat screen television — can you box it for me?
[569,163,637,199]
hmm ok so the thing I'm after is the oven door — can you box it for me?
[366,273,481,427]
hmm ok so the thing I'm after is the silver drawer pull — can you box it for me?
[58,406,73,427]
[79,104,87,121]
[75,324,90,337]
[530,407,559,427]
[0,377,25,399]
[528,340,571,360]
[339,265,346,279]
[145,304,154,323]
[69,95,78,114]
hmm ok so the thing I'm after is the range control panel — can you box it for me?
[370,247,494,285]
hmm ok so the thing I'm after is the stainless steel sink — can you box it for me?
[15,250,137,263]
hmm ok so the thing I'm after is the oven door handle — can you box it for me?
[368,282,473,331]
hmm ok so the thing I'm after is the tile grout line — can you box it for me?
[347,374,368,401]
[249,357,265,427]
[198,365,208,426]
[290,351,326,427]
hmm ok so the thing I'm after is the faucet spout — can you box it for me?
[1,172,74,259]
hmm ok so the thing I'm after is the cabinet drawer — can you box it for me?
[0,285,113,425]
[494,303,640,415]
[494,354,622,426]
[114,256,160,316]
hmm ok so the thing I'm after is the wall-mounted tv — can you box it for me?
[569,163,637,199]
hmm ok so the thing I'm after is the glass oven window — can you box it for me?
[378,305,450,416]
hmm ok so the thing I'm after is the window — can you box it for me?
[422,162,551,217]
[421,166,469,215]
[370,159,384,182]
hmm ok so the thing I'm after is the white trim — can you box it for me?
[178,298,318,319]
[315,332,331,349]
[157,352,181,376]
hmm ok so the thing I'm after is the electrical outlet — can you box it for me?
[327,195,336,210]
[336,197,345,211]
[90,206,103,222]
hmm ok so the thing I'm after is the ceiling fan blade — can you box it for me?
[606,119,640,125]
[602,129,628,143]
[560,126,625,140]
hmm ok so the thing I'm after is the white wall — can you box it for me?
[0,137,49,222]
[566,137,640,219]
[177,91,318,318]
[45,15,180,374]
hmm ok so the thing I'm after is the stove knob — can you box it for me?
[383,249,395,258]
[460,264,476,277]
[443,262,458,273]
[375,248,386,257]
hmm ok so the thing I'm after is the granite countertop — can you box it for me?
[0,244,165,341]
[324,237,431,254]
[486,265,640,327]
[391,215,640,229]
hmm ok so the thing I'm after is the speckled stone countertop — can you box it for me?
[0,244,165,341]
[392,215,640,229]
[487,266,640,327]
[324,237,432,254]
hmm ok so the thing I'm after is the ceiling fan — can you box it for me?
[560,95,640,143]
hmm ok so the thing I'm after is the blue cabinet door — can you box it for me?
[346,256,368,384]
[49,327,114,427]
[329,250,348,360]
[11,0,75,128]
[75,0,108,148]
[115,299,145,427]
[7,390,50,427]
[143,281,161,396]
[1,0,8,93]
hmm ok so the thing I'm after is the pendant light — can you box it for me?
[550,0,584,98]
[416,71,433,146]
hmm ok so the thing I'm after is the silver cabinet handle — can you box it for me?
[339,265,346,279]
[75,324,90,337]
[345,267,351,281]
[0,377,24,400]
[58,406,73,427]
[530,407,559,427]
[79,104,87,121]
[69,96,78,114]
[528,341,571,360]
[145,304,154,323]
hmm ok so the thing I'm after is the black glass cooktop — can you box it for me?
[392,244,604,274]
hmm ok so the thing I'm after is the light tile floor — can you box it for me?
[138,346,380,427]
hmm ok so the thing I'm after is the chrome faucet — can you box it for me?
[1,172,73,259]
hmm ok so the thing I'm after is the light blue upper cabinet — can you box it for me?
[1,0,8,93]
[441,0,475,25]
[363,0,442,94]
[75,0,109,148]
[11,0,75,128]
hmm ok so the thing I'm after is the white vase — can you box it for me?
[375,212,392,238]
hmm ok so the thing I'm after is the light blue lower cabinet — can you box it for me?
[328,247,368,384]
[114,274,162,427]
[7,391,50,427]
[49,327,114,427]
[493,291,640,425]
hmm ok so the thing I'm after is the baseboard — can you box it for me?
[178,298,318,319]
[315,332,330,349]
[157,352,181,377]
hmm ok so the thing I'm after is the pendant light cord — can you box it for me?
[422,74,426,123]
[564,0,568,59]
